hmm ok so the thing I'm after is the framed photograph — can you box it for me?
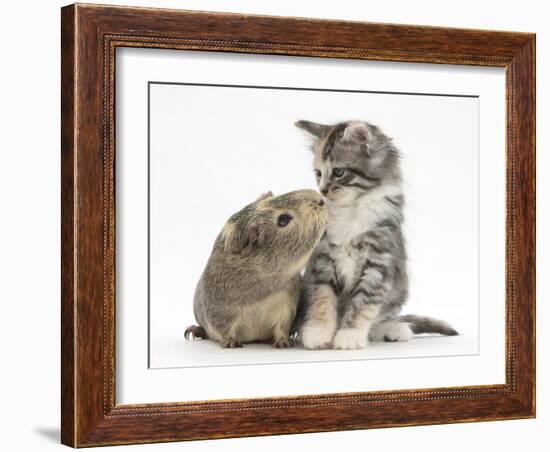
[61,3,535,447]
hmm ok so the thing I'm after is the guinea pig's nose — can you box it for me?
[318,199,325,207]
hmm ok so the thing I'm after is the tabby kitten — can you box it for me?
[295,120,457,350]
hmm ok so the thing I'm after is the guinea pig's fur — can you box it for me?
[185,189,328,348]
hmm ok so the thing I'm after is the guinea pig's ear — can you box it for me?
[222,221,261,254]
[295,120,330,138]
[254,191,273,203]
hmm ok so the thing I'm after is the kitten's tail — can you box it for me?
[399,314,458,336]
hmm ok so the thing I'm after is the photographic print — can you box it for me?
[116,47,508,406]
[144,62,480,369]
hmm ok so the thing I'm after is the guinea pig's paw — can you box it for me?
[272,336,293,349]
[221,339,243,349]
[301,325,334,350]
[184,325,208,340]
[332,328,368,350]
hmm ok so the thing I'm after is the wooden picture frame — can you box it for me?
[61,3,535,447]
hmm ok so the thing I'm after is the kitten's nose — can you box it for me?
[320,187,329,196]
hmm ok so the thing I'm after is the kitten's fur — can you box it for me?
[294,120,457,350]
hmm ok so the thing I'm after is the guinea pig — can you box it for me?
[185,189,328,348]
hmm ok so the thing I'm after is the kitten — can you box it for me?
[294,120,458,350]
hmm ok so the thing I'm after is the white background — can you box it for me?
[147,80,481,369]
[0,0,546,451]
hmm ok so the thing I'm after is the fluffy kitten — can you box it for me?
[294,120,457,350]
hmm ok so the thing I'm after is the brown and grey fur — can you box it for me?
[294,120,458,350]
[186,190,328,348]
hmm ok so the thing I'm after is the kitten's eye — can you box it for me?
[277,214,292,227]
[314,169,321,178]
[333,168,346,178]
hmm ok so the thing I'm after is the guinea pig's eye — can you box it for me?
[333,167,346,178]
[314,169,321,178]
[277,214,292,227]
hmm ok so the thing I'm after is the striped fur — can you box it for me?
[294,120,457,349]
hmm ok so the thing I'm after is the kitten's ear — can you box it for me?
[222,221,260,254]
[295,120,330,138]
[342,122,370,144]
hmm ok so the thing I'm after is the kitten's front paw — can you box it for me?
[332,328,368,350]
[301,325,334,350]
